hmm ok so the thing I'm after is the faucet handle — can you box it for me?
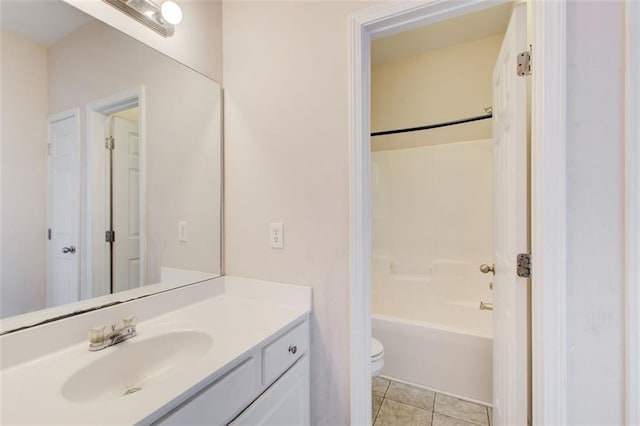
[89,326,107,345]
[122,316,137,327]
[122,317,138,336]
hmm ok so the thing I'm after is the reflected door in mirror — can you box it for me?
[112,114,142,293]
[47,112,80,308]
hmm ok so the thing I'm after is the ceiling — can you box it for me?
[372,3,512,65]
[0,0,93,46]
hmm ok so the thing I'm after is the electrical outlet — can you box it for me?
[178,220,188,242]
[270,223,284,249]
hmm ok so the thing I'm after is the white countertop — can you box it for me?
[0,276,311,425]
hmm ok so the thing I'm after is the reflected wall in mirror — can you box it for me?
[0,0,222,324]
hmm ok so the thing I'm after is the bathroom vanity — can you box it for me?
[0,277,312,425]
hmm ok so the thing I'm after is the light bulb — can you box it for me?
[161,1,182,25]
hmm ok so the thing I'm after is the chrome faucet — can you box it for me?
[89,317,137,351]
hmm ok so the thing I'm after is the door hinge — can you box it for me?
[517,253,532,278]
[517,46,532,77]
[105,230,115,243]
[105,136,115,150]
[47,142,53,156]
[47,228,52,240]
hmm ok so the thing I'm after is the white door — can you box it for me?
[112,116,141,292]
[46,113,80,307]
[492,4,529,425]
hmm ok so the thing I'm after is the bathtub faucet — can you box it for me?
[479,301,493,311]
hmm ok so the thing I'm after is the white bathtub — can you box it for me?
[372,256,493,405]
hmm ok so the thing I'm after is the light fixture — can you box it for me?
[160,1,183,25]
[102,0,182,37]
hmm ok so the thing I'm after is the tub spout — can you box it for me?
[479,301,493,311]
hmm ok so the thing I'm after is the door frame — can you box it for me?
[348,1,567,424]
[625,1,640,423]
[86,86,146,298]
[46,107,82,306]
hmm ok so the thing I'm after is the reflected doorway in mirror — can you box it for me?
[87,88,146,299]
[111,111,142,293]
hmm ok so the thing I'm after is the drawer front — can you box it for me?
[156,357,259,426]
[262,320,309,386]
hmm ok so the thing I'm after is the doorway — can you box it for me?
[86,88,146,298]
[108,108,142,293]
[348,1,568,425]
[370,3,527,424]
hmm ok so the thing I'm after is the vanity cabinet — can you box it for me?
[0,276,312,425]
[155,318,310,425]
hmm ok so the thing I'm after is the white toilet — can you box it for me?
[371,338,385,376]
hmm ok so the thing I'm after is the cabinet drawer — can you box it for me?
[262,320,309,385]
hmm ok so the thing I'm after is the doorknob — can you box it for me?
[479,264,494,275]
[62,246,76,254]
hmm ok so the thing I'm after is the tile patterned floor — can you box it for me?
[372,377,493,426]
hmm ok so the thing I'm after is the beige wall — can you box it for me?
[0,31,48,317]
[48,20,222,295]
[222,1,374,423]
[372,35,502,151]
[62,0,223,83]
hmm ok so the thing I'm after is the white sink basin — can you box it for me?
[61,330,212,403]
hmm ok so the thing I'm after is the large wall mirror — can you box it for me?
[0,0,222,331]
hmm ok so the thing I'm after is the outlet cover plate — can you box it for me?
[270,223,284,249]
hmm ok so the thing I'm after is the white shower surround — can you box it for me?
[371,256,493,404]
[372,139,493,280]
[371,139,493,404]
[372,256,492,336]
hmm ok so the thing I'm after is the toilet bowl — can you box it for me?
[371,338,384,376]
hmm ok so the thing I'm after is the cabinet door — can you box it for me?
[232,355,310,426]
[155,357,259,425]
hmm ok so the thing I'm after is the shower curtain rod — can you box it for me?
[370,113,493,137]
